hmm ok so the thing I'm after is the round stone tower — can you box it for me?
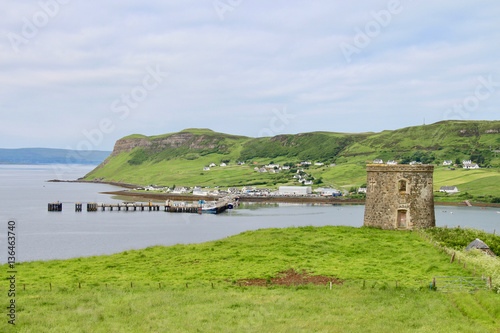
[363,164,435,230]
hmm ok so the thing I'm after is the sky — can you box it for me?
[1,0,499,151]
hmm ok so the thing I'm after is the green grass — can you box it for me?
[2,226,499,331]
[2,227,474,287]
[4,286,498,332]
[434,167,500,197]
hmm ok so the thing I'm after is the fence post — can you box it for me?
[450,252,455,263]
[79,282,81,289]
[488,277,492,290]
[330,282,332,290]
[432,277,436,289]
[159,282,162,289]
[50,283,52,291]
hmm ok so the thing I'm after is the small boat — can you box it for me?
[201,205,218,214]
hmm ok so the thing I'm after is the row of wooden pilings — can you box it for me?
[47,202,62,211]
[51,202,202,213]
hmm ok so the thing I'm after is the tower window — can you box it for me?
[399,180,408,193]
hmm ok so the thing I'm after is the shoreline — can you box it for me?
[100,190,500,208]
[50,179,500,207]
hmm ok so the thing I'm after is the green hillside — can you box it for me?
[85,121,500,200]
[2,227,499,331]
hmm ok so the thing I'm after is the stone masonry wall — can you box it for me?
[363,165,435,230]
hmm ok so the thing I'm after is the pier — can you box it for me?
[47,196,239,214]
[48,202,62,211]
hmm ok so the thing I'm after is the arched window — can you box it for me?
[399,179,408,193]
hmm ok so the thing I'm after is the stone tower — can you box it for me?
[363,164,435,230]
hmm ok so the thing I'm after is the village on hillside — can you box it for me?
[138,157,486,198]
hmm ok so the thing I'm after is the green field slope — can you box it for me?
[1,227,499,332]
[84,121,500,199]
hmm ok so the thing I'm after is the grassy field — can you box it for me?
[433,167,500,198]
[2,226,499,331]
[5,285,499,332]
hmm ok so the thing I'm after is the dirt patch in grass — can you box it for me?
[235,268,343,287]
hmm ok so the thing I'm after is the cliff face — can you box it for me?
[111,132,234,157]
[111,138,152,156]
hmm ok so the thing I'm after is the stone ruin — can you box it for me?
[363,164,436,230]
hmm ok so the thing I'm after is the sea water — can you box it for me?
[0,164,498,263]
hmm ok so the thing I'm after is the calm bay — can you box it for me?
[0,164,498,263]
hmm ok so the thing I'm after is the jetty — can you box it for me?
[48,196,239,214]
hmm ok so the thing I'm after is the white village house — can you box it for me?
[439,186,460,194]
[443,160,453,166]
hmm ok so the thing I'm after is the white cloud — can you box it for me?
[0,0,499,149]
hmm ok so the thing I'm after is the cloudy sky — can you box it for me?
[1,1,499,150]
